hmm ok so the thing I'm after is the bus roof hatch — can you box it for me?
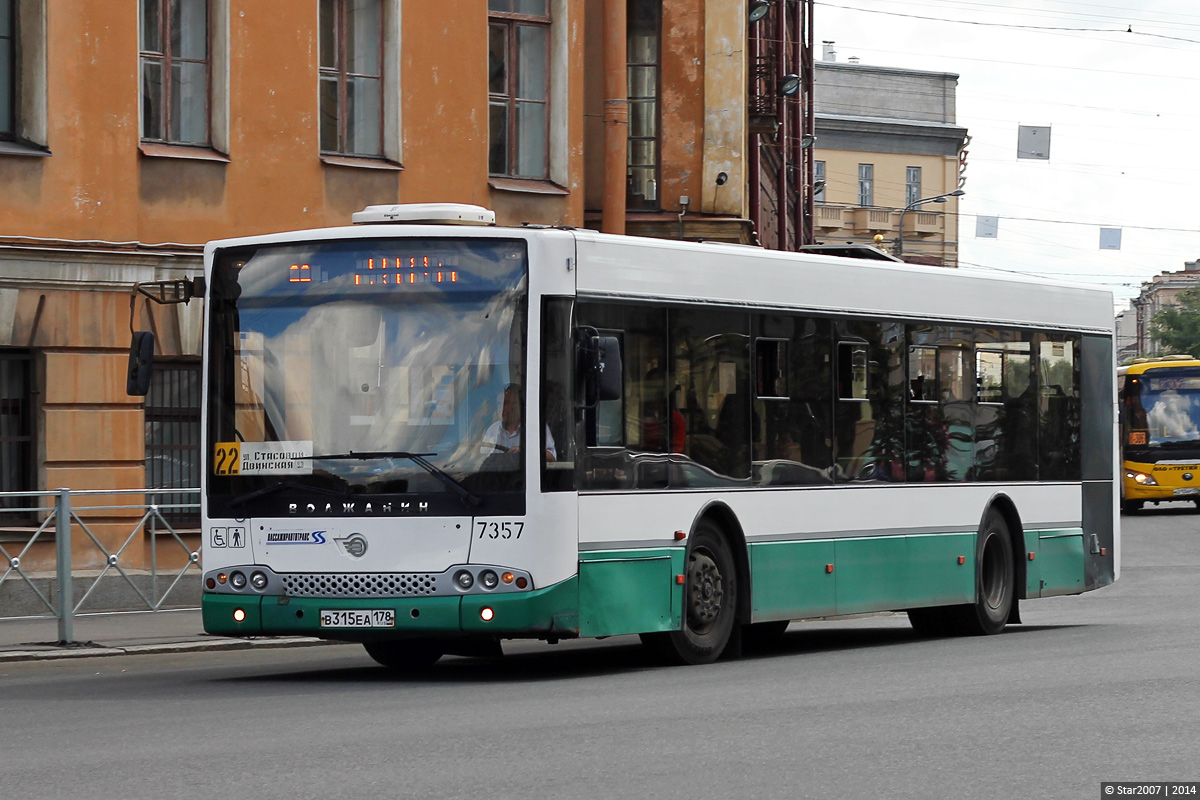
[351,203,497,226]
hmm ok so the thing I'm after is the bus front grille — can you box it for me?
[278,572,440,598]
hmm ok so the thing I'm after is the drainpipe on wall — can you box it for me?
[602,0,627,235]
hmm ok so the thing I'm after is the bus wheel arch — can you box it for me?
[948,499,1018,635]
[988,494,1027,619]
[641,504,747,664]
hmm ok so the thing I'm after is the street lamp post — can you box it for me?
[896,189,965,258]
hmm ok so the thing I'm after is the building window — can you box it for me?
[858,163,873,207]
[0,0,47,151]
[906,166,922,207]
[814,160,825,203]
[145,361,201,522]
[488,0,549,179]
[626,0,660,209]
[319,0,384,158]
[1,351,33,516]
[140,0,210,146]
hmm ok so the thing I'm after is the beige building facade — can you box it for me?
[810,54,967,266]
[1130,260,1200,356]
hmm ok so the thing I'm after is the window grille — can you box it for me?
[145,361,201,522]
[0,351,33,518]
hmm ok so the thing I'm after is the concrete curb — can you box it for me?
[0,636,345,663]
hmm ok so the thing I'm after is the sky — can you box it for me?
[812,0,1200,314]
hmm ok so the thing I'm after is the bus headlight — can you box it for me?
[1128,471,1158,486]
[454,570,474,590]
[480,570,499,590]
[230,571,248,590]
[250,571,269,591]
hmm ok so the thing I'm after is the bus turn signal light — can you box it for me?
[825,564,834,574]
[674,530,687,540]
[958,556,966,565]
[1029,552,1036,561]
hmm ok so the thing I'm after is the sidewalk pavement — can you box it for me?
[0,609,339,663]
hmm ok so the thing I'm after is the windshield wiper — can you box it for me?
[310,451,482,508]
[229,480,349,509]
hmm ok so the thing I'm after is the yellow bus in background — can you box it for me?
[1118,355,1200,513]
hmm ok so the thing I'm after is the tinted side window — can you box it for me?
[753,315,833,486]
[1038,335,1081,480]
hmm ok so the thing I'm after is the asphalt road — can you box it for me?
[3,504,1198,800]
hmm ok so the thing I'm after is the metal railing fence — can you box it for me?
[0,488,201,643]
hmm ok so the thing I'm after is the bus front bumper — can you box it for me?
[202,578,580,640]
[1124,462,1200,503]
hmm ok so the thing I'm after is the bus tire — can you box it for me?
[363,638,444,671]
[742,620,790,652]
[907,607,950,636]
[1121,500,1142,514]
[642,519,737,665]
[946,509,1014,636]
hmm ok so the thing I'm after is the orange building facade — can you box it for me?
[2,0,805,573]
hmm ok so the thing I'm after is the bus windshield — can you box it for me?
[206,237,529,514]
[1127,367,1200,449]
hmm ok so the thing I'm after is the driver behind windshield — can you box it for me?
[481,383,556,462]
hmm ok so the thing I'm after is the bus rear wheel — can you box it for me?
[363,638,444,671]
[641,520,738,665]
[945,509,1014,636]
[1121,500,1143,514]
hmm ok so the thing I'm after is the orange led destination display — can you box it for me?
[288,255,460,288]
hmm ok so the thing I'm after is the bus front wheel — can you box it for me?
[363,638,444,671]
[946,509,1014,636]
[641,520,738,665]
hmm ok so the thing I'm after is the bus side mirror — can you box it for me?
[577,328,623,408]
[594,336,622,402]
[127,331,155,396]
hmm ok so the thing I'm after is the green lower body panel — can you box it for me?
[577,549,683,637]
[749,540,837,622]
[202,578,580,640]
[1035,530,1085,597]
[835,537,910,615]
[749,533,975,622]
[905,533,976,607]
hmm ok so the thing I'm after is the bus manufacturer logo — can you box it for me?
[265,531,327,545]
[335,534,368,558]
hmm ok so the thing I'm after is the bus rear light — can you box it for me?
[674,530,687,540]
[957,556,966,565]
[480,607,494,622]
[233,608,246,623]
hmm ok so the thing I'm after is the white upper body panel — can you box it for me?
[571,231,1114,334]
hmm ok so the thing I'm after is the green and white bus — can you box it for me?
[186,203,1117,668]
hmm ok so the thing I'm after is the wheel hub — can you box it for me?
[687,550,724,632]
